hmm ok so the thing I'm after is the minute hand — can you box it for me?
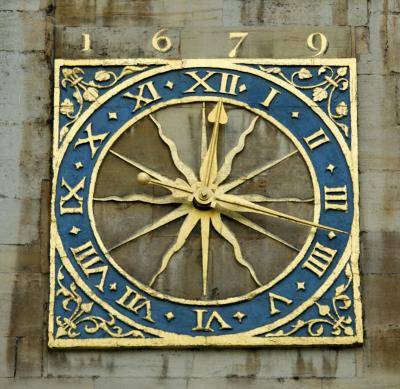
[216,193,346,234]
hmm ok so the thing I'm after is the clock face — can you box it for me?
[50,59,362,347]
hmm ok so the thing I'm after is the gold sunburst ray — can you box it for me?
[149,211,201,287]
[215,115,259,185]
[221,210,300,252]
[109,204,190,252]
[211,213,262,287]
[238,194,314,203]
[149,114,198,185]
[94,194,178,204]
[219,149,299,193]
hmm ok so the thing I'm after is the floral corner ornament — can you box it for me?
[49,58,362,348]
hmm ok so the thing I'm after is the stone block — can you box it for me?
[15,336,42,378]
[188,378,322,389]
[363,328,400,379]
[322,375,400,388]
[0,11,46,52]
[387,15,400,73]
[0,52,51,124]
[95,0,223,27]
[0,273,45,337]
[181,26,353,58]
[0,1,49,11]
[55,26,181,58]
[0,122,50,200]
[95,378,186,389]
[46,348,356,379]
[0,243,42,273]
[359,170,400,232]
[0,199,40,245]
[0,336,15,378]
[0,378,94,388]
[360,231,400,275]
[358,75,398,130]
[362,275,400,331]
[55,0,223,28]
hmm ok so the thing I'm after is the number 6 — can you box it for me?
[229,32,248,58]
[152,28,173,53]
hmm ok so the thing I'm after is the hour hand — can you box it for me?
[216,193,347,234]
[199,100,228,186]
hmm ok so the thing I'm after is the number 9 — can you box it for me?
[307,32,329,57]
[152,28,173,53]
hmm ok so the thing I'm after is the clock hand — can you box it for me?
[216,193,346,234]
[110,149,179,187]
[199,99,228,186]
[219,150,299,193]
[137,172,192,195]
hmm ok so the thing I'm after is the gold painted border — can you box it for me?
[49,58,362,348]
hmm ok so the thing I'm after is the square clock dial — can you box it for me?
[49,59,362,347]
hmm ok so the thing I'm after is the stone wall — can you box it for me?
[0,0,399,387]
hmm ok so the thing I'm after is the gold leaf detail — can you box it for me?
[318,66,327,76]
[298,68,312,79]
[94,70,111,82]
[60,126,69,140]
[60,98,74,115]
[335,101,348,116]
[83,87,99,102]
[260,66,281,74]
[120,65,147,78]
[337,67,348,76]
[337,123,349,137]
[313,87,328,102]
[344,326,354,336]
[317,303,331,316]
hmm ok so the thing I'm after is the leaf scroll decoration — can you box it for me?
[55,265,144,339]
[59,65,147,141]
[264,263,354,338]
[259,65,351,138]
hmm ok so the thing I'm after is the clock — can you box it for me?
[49,59,362,347]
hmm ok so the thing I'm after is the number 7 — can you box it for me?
[228,32,248,58]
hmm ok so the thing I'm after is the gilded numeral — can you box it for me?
[116,286,155,323]
[74,123,109,159]
[303,128,330,150]
[228,32,248,58]
[302,242,337,277]
[324,186,348,211]
[123,81,161,111]
[81,33,92,52]
[60,177,85,215]
[261,87,280,108]
[192,309,232,332]
[184,71,241,95]
[268,292,293,315]
[70,241,108,292]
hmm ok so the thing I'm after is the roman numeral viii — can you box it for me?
[302,242,337,277]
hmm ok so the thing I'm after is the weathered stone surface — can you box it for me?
[188,378,322,389]
[94,378,186,389]
[0,11,46,52]
[0,52,51,124]
[0,336,15,378]
[0,199,40,245]
[0,378,94,388]
[222,0,367,27]
[359,170,400,232]
[45,348,356,378]
[0,122,50,200]
[0,273,45,336]
[362,275,400,331]
[360,231,400,275]
[15,336,42,378]
[0,243,42,273]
